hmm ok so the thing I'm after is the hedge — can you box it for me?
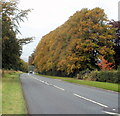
[81,70,120,83]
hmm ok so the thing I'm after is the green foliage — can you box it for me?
[77,69,91,79]
[2,0,32,70]
[117,65,120,70]
[82,70,120,83]
[32,7,115,76]
[18,59,28,72]
[18,37,33,45]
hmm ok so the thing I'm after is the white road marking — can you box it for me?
[103,111,120,116]
[34,78,47,84]
[28,74,110,109]
[29,75,64,90]
[30,76,45,84]
[53,85,65,91]
[44,82,50,85]
[73,93,108,108]
[40,80,45,83]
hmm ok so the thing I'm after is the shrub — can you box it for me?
[117,65,120,70]
[77,69,91,79]
[83,70,120,83]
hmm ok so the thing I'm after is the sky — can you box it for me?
[17,0,120,62]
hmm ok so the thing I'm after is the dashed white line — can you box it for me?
[29,75,65,91]
[53,85,65,91]
[40,80,45,83]
[44,82,50,85]
[33,77,49,85]
[28,74,109,109]
[73,93,108,108]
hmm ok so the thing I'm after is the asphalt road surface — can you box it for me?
[20,73,119,115]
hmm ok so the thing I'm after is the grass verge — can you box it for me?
[37,74,120,92]
[2,71,27,114]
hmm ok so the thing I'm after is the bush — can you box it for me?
[83,70,120,83]
[117,65,120,70]
[77,69,91,79]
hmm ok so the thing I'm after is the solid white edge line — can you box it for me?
[53,85,65,91]
[73,93,108,108]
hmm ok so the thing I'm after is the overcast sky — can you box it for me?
[17,0,119,62]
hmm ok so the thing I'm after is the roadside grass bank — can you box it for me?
[2,70,27,114]
[37,74,120,92]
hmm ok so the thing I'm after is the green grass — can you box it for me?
[37,74,120,92]
[2,71,27,114]
[64,80,119,92]
[37,74,74,80]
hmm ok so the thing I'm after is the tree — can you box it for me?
[98,56,114,70]
[2,0,32,70]
[109,20,120,69]
[18,59,28,72]
[28,52,35,65]
[33,8,115,76]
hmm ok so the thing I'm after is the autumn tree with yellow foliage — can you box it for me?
[31,8,115,77]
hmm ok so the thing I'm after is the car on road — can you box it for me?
[29,71,34,74]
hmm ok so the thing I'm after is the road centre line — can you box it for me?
[29,75,64,90]
[73,93,108,108]
[28,74,109,108]
[29,76,45,83]
[44,82,50,85]
[53,85,65,91]
[33,77,48,85]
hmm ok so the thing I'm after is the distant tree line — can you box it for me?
[2,0,32,72]
[29,8,119,77]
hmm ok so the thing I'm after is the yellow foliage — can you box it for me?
[32,7,115,75]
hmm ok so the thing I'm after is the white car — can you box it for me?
[29,71,34,74]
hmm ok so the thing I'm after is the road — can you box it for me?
[20,73,119,115]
